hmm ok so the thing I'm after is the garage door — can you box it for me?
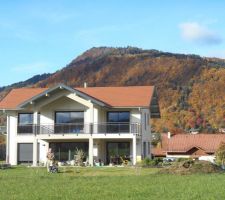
[18,143,39,163]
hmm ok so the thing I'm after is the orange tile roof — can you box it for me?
[152,133,225,156]
[152,147,166,156]
[0,88,47,109]
[166,134,225,153]
[77,86,154,107]
[0,86,154,109]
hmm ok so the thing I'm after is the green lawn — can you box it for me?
[0,166,225,200]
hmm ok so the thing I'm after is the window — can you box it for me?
[49,142,88,161]
[55,111,84,124]
[18,113,33,134]
[18,113,33,125]
[107,111,130,133]
[55,111,84,134]
[107,111,130,123]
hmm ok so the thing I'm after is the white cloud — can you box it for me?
[179,22,222,45]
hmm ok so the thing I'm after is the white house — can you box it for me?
[0,84,160,166]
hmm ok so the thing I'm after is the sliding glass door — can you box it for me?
[106,142,130,164]
[49,142,88,161]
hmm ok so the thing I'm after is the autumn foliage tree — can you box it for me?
[216,142,225,167]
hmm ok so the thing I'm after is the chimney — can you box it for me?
[84,82,88,88]
[168,132,171,139]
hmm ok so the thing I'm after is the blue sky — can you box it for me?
[1,0,225,86]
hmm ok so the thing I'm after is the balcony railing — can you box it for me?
[17,123,141,135]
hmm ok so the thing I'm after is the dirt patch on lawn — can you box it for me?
[159,160,223,175]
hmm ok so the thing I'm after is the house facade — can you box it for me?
[0,84,160,166]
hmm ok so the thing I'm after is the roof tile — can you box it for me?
[152,133,225,156]
[0,86,154,109]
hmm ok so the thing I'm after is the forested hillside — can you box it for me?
[1,47,225,133]
[0,73,51,98]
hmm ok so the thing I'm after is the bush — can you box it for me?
[74,148,86,166]
[177,157,189,162]
[154,157,163,165]
[142,157,163,167]
[216,142,225,166]
[142,157,151,166]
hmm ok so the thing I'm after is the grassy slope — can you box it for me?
[0,167,225,200]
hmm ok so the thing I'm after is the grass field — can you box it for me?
[0,166,225,200]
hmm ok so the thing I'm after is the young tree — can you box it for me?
[216,142,225,167]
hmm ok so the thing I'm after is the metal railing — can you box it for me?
[17,123,141,135]
[93,123,140,135]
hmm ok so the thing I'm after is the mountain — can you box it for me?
[0,73,52,99]
[1,47,225,133]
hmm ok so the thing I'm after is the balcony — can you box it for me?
[17,123,141,135]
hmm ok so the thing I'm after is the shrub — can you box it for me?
[215,142,225,166]
[177,157,189,162]
[142,157,163,167]
[142,157,151,166]
[74,148,86,166]
[154,157,163,165]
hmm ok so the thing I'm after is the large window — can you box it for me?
[18,113,33,134]
[55,111,84,134]
[107,111,130,133]
[55,111,84,124]
[49,142,88,161]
